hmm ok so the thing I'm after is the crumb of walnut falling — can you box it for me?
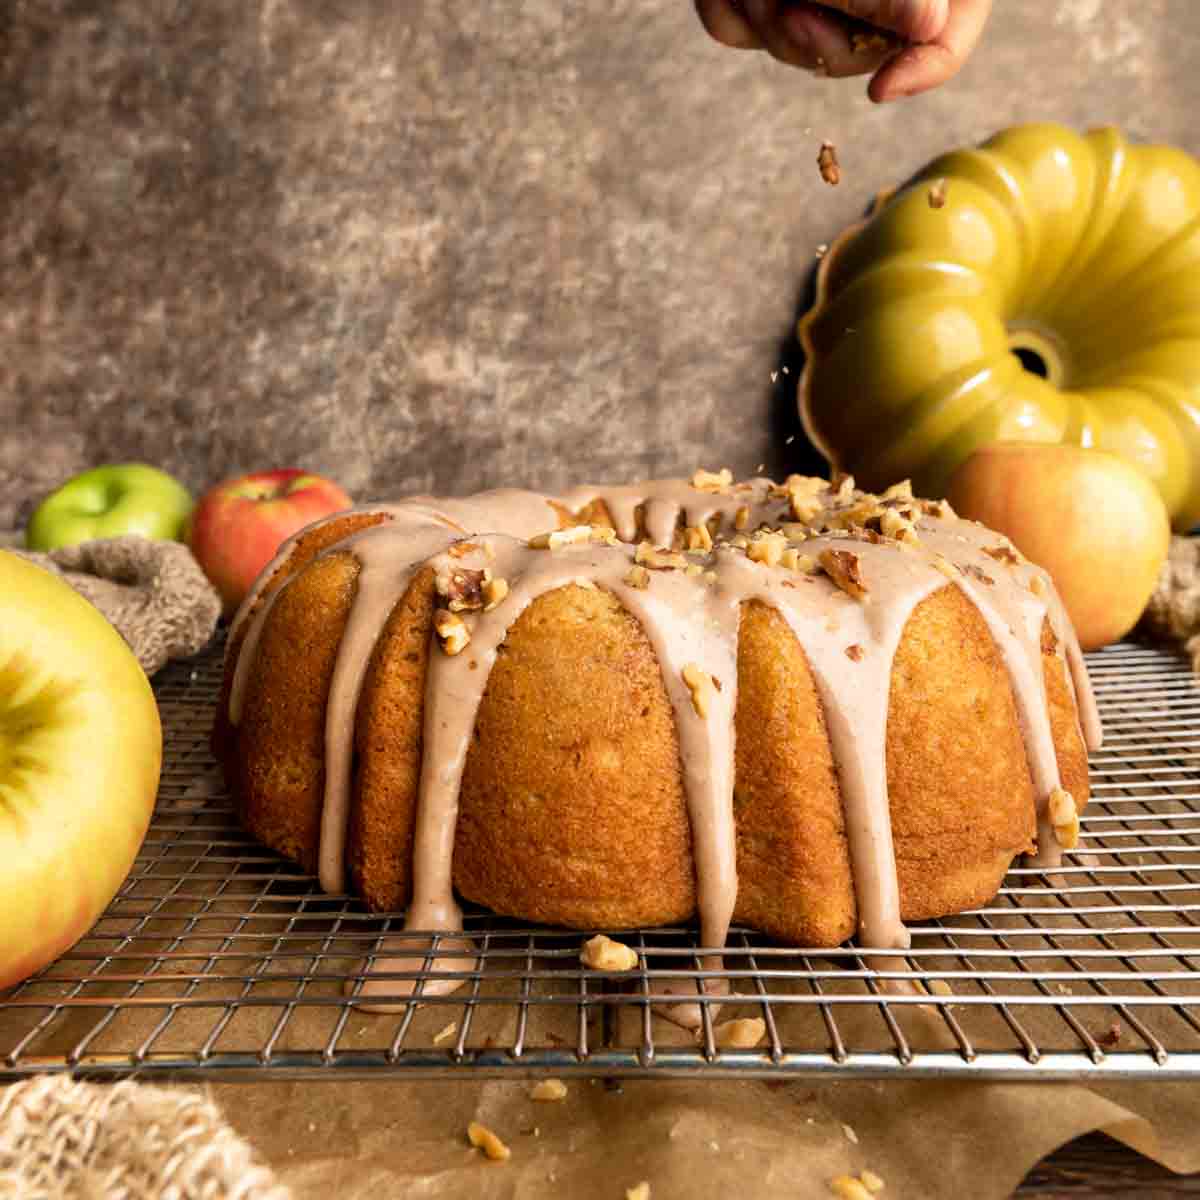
[818,141,841,186]
[928,178,948,208]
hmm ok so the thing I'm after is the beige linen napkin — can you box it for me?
[2,532,220,675]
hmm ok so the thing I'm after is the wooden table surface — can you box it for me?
[1019,1135,1200,1196]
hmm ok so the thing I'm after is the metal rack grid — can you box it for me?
[2,636,1199,1081]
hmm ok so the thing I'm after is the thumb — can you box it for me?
[816,0,949,43]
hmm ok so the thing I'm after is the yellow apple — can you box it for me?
[946,443,1171,651]
[0,551,161,989]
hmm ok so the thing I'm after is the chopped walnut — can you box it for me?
[819,549,869,600]
[442,567,489,612]
[580,933,639,972]
[1098,1022,1123,1048]
[626,1184,651,1200]
[528,525,615,551]
[747,530,789,568]
[879,509,919,546]
[930,553,959,581]
[830,1175,871,1200]
[860,1169,885,1195]
[928,177,948,208]
[433,1020,458,1044]
[788,490,824,523]
[434,611,470,656]
[1048,787,1076,827]
[959,563,995,586]
[635,542,688,571]
[919,498,956,520]
[482,576,510,611]
[692,467,734,493]
[734,505,750,531]
[683,523,714,552]
[531,1078,568,1102]
[1053,811,1081,851]
[845,643,865,662]
[818,140,841,186]
[682,663,718,719]
[624,564,651,589]
[984,543,1021,566]
[467,1121,511,1162]
[832,473,857,501]
[852,30,893,53]
[881,479,913,501]
[714,1017,766,1049]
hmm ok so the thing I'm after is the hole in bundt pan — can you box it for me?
[1013,346,1049,380]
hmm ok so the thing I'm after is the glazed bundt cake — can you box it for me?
[213,472,1100,983]
[800,123,1200,530]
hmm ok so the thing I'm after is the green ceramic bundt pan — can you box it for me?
[798,123,1200,531]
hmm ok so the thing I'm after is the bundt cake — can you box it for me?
[213,472,1101,1003]
[799,123,1200,531]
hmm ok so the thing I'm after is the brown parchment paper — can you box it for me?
[6,864,1200,1200]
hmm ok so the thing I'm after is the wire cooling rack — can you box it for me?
[2,636,1199,1081]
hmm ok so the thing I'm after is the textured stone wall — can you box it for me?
[1,0,1195,525]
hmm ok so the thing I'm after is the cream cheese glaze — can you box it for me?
[224,474,1102,1015]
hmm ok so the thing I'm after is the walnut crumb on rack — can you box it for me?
[1098,1022,1123,1048]
[580,934,638,972]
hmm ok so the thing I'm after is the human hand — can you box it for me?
[694,1,994,101]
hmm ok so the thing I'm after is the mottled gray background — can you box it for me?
[2,0,1197,526]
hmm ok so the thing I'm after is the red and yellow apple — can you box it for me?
[186,469,353,616]
[0,550,160,990]
[946,443,1171,651]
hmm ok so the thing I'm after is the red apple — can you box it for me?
[187,469,353,616]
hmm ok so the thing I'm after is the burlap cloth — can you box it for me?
[1142,536,1200,670]
[0,532,220,675]
[4,532,1200,1198]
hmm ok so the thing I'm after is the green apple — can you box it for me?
[0,551,161,989]
[26,463,193,551]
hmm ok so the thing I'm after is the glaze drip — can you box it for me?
[225,475,1101,1013]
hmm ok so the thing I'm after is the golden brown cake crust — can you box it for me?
[218,478,1098,952]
